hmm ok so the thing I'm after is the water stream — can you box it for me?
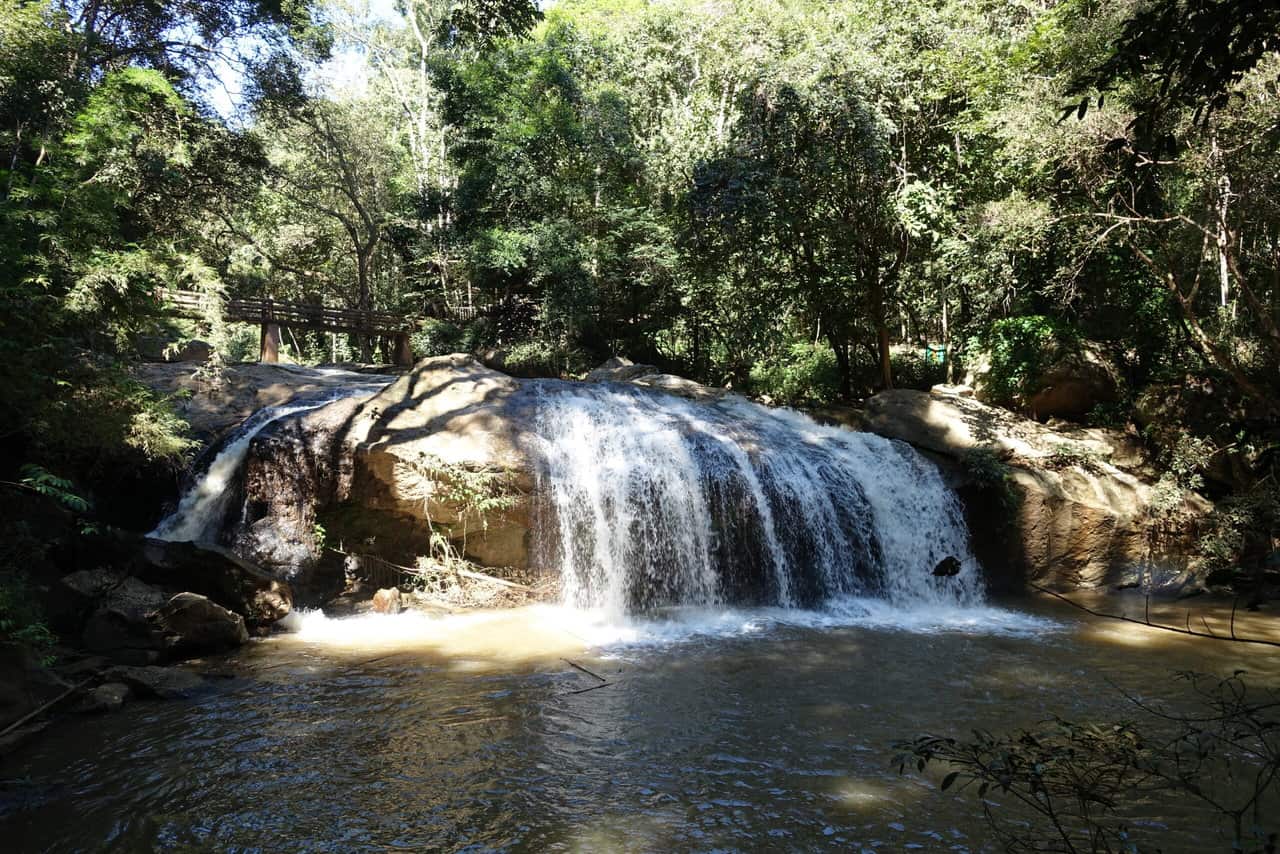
[526,383,981,614]
[11,374,1276,851]
[4,598,1277,852]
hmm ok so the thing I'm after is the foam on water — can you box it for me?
[280,600,1058,657]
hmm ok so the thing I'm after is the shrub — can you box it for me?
[410,319,467,358]
[748,342,842,405]
[890,350,947,391]
[971,315,1081,406]
[495,340,591,378]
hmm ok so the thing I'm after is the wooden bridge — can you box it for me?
[164,290,484,367]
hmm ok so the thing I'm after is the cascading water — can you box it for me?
[525,382,983,616]
[150,377,392,543]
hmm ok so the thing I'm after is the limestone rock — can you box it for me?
[140,539,292,627]
[864,387,1208,590]
[151,593,249,657]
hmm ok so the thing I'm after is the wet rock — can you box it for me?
[151,593,249,657]
[585,356,660,383]
[370,587,403,614]
[864,387,1209,591]
[48,568,126,632]
[81,682,131,713]
[140,539,292,627]
[106,665,206,700]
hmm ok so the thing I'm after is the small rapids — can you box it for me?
[525,382,983,616]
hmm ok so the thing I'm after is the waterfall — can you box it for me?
[151,376,391,543]
[526,382,983,615]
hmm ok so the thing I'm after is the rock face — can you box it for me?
[234,355,535,580]
[134,362,394,446]
[864,387,1208,590]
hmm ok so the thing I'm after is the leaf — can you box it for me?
[941,771,959,791]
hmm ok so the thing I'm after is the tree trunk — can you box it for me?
[870,278,893,389]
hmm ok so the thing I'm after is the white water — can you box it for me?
[150,374,392,543]
[525,382,984,617]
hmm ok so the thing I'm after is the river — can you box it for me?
[4,594,1277,852]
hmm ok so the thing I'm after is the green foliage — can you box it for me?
[0,569,55,660]
[17,464,89,514]
[494,340,591,379]
[962,447,1020,523]
[972,316,1080,407]
[410,319,471,358]
[888,351,947,392]
[1198,483,1280,581]
[748,343,842,406]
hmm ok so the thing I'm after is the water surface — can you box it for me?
[4,596,1277,852]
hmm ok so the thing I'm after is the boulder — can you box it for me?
[133,361,393,447]
[0,646,71,730]
[864,387,1208,591]
[80,576,168,658]
[140,539,292,627]
[370,587,403,614]
[586,356,660,383]
[232,355,535,578]
[151,593,249,657]
[106,665,206,700]
[170,339,213,364]
[81,682,131,714]
[587,358,727,401]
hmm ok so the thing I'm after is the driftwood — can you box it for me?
[562,657,612,695]
[1030,583,1280,649]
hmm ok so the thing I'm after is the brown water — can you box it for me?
[3,595,1278,852]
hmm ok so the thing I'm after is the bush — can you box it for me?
[492,340,592,378]
[410,319,467,358]
[748,342,842,405]
[890,351,947,391]
[971,315,1081,406]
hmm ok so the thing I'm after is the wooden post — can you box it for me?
[260,323,281,363]
[393,332,414,368]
